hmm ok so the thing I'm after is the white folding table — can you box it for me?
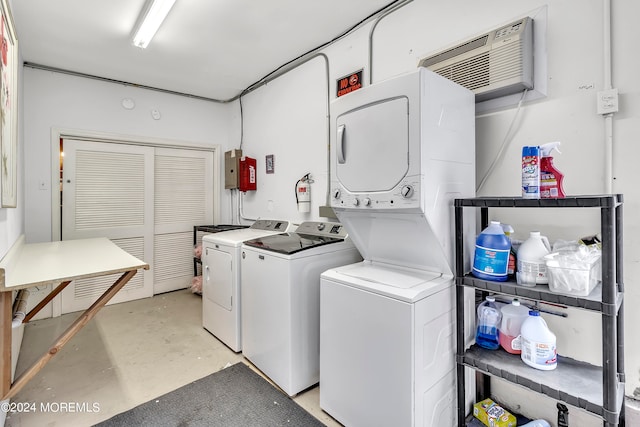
[0,237,149,401]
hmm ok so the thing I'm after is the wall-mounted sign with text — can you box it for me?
[336,70,363,97]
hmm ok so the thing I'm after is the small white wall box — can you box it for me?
[419,17,534,102]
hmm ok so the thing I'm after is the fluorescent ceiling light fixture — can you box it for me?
[132,0,177,49]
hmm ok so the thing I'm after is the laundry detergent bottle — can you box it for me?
[540,141,565,198]
[472,221,510,282]
[522,145,540,199]
[476,296,502,350]
[499,299,530,354]
[517,231,551,287]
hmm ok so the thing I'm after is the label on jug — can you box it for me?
[473,245,509,277]
[521,338,557,368]
[517,259,548,284]
[502,334,522,351]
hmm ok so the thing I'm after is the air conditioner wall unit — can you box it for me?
[419,17,534,102]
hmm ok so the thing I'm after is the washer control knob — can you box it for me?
[363,197,371,206]
[401,185,414,198]
[317,223,325,231]
[333,189,341,199]
[352,198,360,206]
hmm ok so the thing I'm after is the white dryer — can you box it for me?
[240,221,362,396]
[201,219,295,352]
[320,68,476,426]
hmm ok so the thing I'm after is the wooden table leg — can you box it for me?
[1,269,137,401]
[1,291,12,401]
[23,280,72,323]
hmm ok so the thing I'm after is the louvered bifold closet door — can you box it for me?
[153,147,213,294]
[61,140,154,314]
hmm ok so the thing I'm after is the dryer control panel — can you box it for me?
[331,178,422,212]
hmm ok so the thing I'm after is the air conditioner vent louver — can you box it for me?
[419,17,534,102]
[420,35,489,68]
[436,53,490,90]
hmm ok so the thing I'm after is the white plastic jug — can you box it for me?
[517,231,551,286]
[520,310,557,370]
[499,299,530,354]
[475,296,502,350]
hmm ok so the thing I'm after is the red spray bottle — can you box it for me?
[539,142,565,198]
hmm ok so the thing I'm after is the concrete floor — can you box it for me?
[5,289,342,427]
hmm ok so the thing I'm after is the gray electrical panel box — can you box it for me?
[225,149,242,189]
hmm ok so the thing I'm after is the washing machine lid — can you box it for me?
[243,232,345,255]
[322,261,451,303]
[203,228,281,246]
[196,224,249,233]
[204,220,296,246]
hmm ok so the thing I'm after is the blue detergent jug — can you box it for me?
[472,221,511,282]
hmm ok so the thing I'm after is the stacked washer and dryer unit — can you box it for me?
[320,68,476,426]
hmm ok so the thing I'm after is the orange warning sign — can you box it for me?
[336,70,363,97]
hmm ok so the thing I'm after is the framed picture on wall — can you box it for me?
[265,154,274,174]
[0,0,17,208]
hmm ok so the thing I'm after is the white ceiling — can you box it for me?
[10,0,400,101]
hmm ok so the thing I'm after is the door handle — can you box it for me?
[337,124,346,164]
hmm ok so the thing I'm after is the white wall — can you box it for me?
[22,67,233,244]
[10,0,639,424]
[233,0,640,424]
[227,55,330,224]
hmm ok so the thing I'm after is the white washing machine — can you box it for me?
[321,263,465,427]
[320,68,476,426]
[201,219,296,352]
[240,221,362,396]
